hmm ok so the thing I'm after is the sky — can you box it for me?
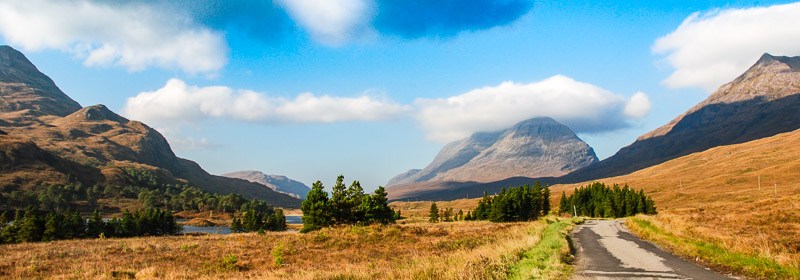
[2,0,800,191]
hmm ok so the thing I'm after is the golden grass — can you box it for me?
[551,129,800,277]
[0,219,565,279]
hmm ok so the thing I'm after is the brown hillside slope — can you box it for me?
[563,53,800,182]
[0,45,300,208]
[551,128,800,268]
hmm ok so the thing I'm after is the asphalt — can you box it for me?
[571,220,735,280]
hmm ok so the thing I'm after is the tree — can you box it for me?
[87,209,105,238]
[329,175,348,224]
[17,207,44,242]
[360,186,394,225]
[429,202,439,223]
[301,181,331,232]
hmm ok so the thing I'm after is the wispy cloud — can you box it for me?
[414,75,651,143]
[0,0,227,74]
[653,2,800,91]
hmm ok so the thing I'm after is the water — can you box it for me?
[178,215,302,235]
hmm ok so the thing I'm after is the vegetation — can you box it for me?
[558,182,656,218]
[1,168,286,229]
[230,199,286,233]
[0,207,180,244]
[510,218,581,280]
[0,218,577,279]
[627,215,800,279]
[470,183,552,223]
[300,175,395,232]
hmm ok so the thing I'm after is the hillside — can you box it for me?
[563,53,800,182]
[0,45,300,208]
[221,170,310,199]
[550,127,800,271]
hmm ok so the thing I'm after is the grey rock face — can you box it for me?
[387,117,598,186]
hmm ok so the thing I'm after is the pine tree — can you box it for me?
[87,209,105,238]
[541,186,551,215]
[301,181,331,232]
[330,175,348,224]
[17,207,44,242]
[429,202,439,223]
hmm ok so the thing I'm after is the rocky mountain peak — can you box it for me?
[386,117,597,186]
[221,170,310,199]
[0,46,82,117]
[71,104,129,123]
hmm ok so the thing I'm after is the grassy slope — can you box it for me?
[550,128,800,278]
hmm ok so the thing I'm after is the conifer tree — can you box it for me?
[429,202,439,223]
[301,181,331,232]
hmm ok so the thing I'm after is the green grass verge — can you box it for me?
[627,216,800,280]
[508,217,581,280]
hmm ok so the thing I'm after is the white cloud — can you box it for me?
[276,0,373,44]
[415,75,650,143]
[122,79,410,127]
[653,2,800,91]
[0,0,227,73]
[623,92,651,118]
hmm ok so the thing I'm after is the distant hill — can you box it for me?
[387,53,800,201]
[221,171,310,199]
[0,45,300,208]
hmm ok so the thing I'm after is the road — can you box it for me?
[571,220,734,280]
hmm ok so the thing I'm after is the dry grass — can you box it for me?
[390,198,481,222]
[0,220,564,279]
[551,129,800,277]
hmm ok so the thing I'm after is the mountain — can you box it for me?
[0,46,81,117]
[221,171,310,199]
[386,117,597,199]
[386,53,800,201]
[0,45,301,208]
[561,53,800,182]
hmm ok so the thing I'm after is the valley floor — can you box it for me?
[0,218,575,279]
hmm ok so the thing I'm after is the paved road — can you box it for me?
[571,220,734,280]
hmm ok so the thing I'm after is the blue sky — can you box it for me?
[2,0,799,191]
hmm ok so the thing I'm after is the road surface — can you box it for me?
[571,220,734,280]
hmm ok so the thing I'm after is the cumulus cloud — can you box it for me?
[122,79,410,127]
[623,92,651,118]
[374,0,533,39]
[0,0,227,73]
[276,0,374,44]
[653,2,800,91]
[415,75,650,143]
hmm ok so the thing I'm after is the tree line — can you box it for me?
[301,175,396,232]
[230,199,287,232]
[558,182,656,218]
[1,168,285,219]
[429,182,550,223]
[0,207,180,244]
